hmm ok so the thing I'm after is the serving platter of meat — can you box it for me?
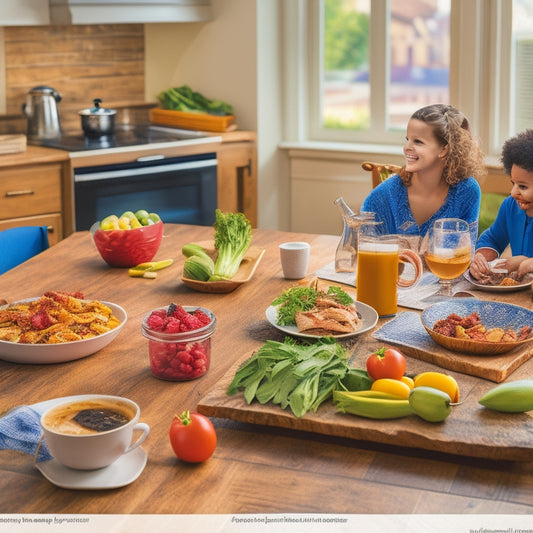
[421,300,533,355]
[266,293,378,339]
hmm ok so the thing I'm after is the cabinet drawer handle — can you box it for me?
[5,189,35,198]
[47,226,54,234]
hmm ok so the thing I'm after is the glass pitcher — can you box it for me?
[334,197,377,273]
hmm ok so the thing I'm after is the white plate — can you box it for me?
[0,300,127,364]
[463,270,533,293]
[35,446,147,490]
[265,301,378,339]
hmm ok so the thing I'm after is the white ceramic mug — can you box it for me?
[279,242,311,279]
[40,394,150,470]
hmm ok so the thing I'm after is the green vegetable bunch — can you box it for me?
[210,209,252,281]
[227,337,350,418]
[271,285,354,327]
[158,85,233,116]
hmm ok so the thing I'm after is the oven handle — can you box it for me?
[74,159,217,182]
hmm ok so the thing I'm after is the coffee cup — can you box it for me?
[356,234,423,317]
[279,242,311,279]
[40,394,150,470]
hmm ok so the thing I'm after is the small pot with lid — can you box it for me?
[79,98,116,137]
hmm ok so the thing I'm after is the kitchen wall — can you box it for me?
[3,24,147,132]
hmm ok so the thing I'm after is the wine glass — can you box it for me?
[425,218,472,296]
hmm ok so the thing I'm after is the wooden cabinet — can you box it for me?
[0,146,69,246]
[216,132,258,227]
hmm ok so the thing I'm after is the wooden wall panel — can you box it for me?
[4,24,145,132]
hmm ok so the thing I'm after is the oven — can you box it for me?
[30,124,220,231]
[74,152,217,231]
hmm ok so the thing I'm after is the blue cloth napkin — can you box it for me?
[0,405,52,462]
[372,311,439,352]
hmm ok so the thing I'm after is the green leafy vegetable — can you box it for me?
[209,209,252,281]
[158,85,233,116]
[227,337,350,418]
[271,285,354,326]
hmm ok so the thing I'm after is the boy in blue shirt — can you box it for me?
[470,129,533,280]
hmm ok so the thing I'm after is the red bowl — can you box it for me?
[93,221,164,267]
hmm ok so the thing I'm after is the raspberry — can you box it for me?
[152,309,167,319]
[194,310,211,326]
[164,317,182,333]
[147,314,165,331]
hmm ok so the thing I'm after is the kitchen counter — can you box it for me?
[0,145,69,167]
[0,224,531,520]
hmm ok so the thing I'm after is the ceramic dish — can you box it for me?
[35,447,147,490]
[181,241,265,293]
[265,301,379,339]
[463,270,533,293]
[0,300,127,364]
[421,300,533,355]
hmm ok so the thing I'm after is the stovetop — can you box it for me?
[29,124,210,152]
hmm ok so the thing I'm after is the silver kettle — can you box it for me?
[22,86,62,140]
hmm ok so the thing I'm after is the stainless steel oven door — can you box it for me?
[74,152,217,231]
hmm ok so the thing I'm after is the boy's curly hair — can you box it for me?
[501,129,533,174]
[400,103,486,186]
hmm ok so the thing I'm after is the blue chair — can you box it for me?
[0,226,50,275]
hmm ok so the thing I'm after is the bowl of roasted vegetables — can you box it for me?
[421,300,533,355]
[0,291,127,364]
[92,210,164,268]
[180,210,264,293]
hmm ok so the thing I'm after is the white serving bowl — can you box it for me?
[0,300,127,364]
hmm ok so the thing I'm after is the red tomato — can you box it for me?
[366,347,406,381]
[169,410,217,463]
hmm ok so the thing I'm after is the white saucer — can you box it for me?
[35,446,147,490]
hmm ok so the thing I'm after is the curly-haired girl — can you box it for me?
[361,103,486,239]
[470,129,533,280]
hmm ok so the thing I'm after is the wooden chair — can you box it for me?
[0,226,50,275]
[362,161,402,188]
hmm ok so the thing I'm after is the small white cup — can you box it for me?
[279,242,311,279]
[41,394,150,470]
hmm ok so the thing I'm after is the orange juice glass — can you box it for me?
[356,235,422,316]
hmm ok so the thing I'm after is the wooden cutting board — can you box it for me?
[198,350,533,462]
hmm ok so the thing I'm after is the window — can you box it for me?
[321,0,450,133]
[283,0,533,156]
[511,0,533,135]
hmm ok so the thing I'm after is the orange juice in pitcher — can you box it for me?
[356,235,423,317]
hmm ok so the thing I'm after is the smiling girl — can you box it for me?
[470,129,533,280]
[361,104,486,240]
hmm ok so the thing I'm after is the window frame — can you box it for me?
[282,0,515,157]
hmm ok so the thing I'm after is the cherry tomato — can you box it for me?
[366,347,406,381]
[169,410,217,463]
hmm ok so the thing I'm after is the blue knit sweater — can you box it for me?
[361,174,481,238]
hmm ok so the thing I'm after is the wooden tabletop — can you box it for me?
[0,224,532,515]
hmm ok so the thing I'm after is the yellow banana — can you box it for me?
[478,379,533,413]
[333,390,413,419]
[128,259,173,278]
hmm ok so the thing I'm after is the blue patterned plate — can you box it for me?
[421,300,533,355]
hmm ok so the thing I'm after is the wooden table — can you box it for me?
[0,224,532,516]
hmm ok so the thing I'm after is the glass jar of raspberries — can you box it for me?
[141,303,216,381]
